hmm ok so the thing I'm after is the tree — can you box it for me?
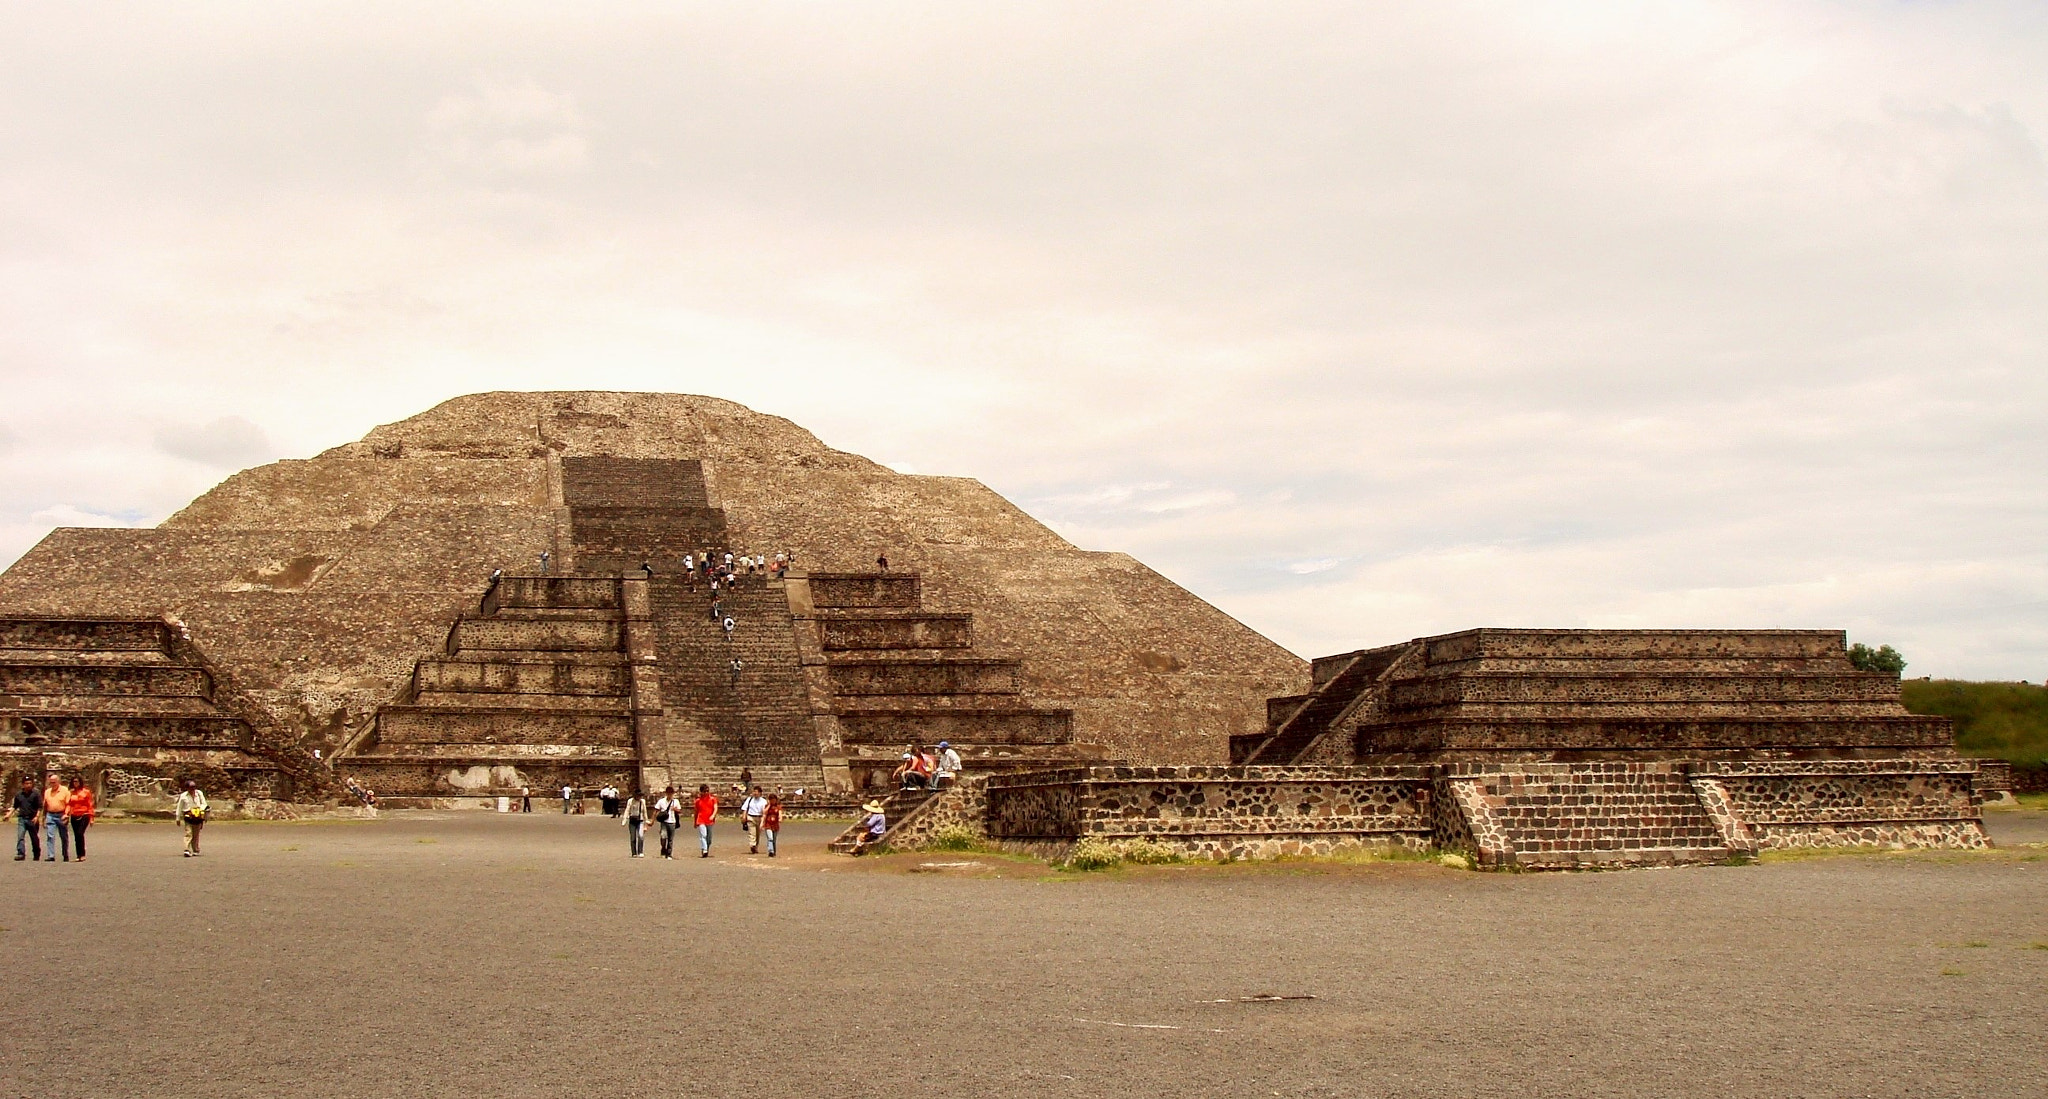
[1847,642,1906,676]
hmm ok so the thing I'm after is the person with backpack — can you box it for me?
[741,785,768,854]
[692,784,719,858]
[652,786,682,859]
[174,779,208,857]
[622,790,648,858]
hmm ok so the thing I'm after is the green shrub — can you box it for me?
[1114,838,1186,864]
[1901,680,2048,766]
[923,824,985,852]
[1060,837,1123,871]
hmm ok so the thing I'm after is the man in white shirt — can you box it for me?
[934,741,964,790]
[561,784,574,814]
[651,786,682,859]
[741,785,768,853]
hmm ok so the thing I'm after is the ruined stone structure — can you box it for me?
[0,392,1304,800]
[887,629,1983,867]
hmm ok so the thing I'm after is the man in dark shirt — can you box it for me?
[10,776,41,861]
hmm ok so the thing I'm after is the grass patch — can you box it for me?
[280,845,299,852]
[921,825,988,853]
[1963,940,1991,948]
[2028,942,2048,951]
[414,837,437,844]
[2013,792,2048,810]
[1940,968,1966,977]
[1757,845,1903,864]
[1901,679,2048,767]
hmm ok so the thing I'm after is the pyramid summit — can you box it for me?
[0,391,1307,801]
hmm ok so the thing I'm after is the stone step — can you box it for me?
[344,742,637,761]
[829,786,940,852]
[410,691,631,712]
[806,573,921,609]
[373,706,635,748]
[824,659,1020,696]
[1383,699,1928,719]
[444,649,628,667]
[817,613,973,651]
[0,618,167,653]
[415,658,630,697]
[11,713,250,749]
[1389,673,1903,708]
[0,648,176,666]
[1423,629,1846,663]
[560,457,714,508]
[837,708,1073,746]
[0,664,209,697]
[1425,656,1872,675]
[1359,715,1957,752]
[10,695,224,716]
[453,617,623,653]
[488,576,621,611]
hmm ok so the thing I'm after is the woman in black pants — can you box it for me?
[622,791,647,858]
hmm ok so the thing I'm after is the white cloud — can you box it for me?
[154,416,274,467]
[0,2,2044,677]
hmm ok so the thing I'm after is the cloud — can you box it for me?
[0,3,2043,677]
[153,417,275,467]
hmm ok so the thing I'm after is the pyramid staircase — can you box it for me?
[337,577,645,797]
[1442,763,1739,869]
[0,615,292,798]
[826,785,941,853]
[796,572,1107,796]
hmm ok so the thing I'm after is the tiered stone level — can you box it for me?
[790,572,1107,793]
[0,616,292,800]
[337,577,648,798]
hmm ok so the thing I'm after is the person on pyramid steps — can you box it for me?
[851,800,887,855]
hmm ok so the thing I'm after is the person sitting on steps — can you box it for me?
[851,800,887,855]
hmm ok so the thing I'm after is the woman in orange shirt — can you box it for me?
[66,778,94,862]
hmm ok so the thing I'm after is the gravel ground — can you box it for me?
[3,810,2043,1099]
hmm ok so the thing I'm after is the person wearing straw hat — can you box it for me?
[851,799,888,855]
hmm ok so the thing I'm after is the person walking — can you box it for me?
[561,784,574,814]
[40,774,70,862]
[761,792,782,858]
[653,786,682,859]
[66,778,94,862]
[876,552,889,572]
[692,784,718,858]
[10,775,40,861]
[520,786,532,813]
[741,785,767,854]
[623,790,647,858]
[174,779,208,857]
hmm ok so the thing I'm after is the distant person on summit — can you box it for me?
[876,552,888,572]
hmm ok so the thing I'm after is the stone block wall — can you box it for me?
[985,766,1437,860]
[1691,760,1987,850]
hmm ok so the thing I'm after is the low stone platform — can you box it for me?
[920,760,1990,867]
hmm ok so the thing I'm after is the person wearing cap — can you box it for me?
[851,800,887,855]
[10,775,41,861]
[174,779,208,857]
[933,741,963,790]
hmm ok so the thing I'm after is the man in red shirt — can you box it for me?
[692,783,719,858]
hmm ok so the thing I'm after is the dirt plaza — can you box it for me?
[3,811,2044,1099]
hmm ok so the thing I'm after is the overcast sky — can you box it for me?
[3,2,2044,677]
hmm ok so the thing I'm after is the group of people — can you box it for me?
[891,741,964,791]
[9,773,95,862]
[623,783,784,859]
[676,549,795,591]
